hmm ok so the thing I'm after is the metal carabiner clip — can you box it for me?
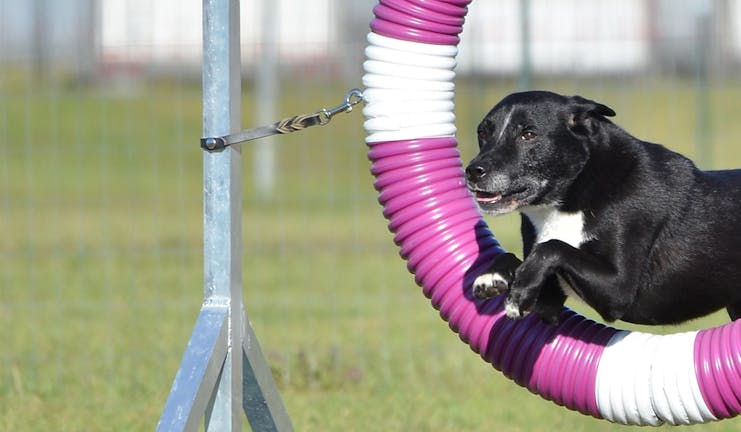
[317,88,365,125]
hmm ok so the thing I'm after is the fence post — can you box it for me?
[519,0,532,90]
[201,0,243,428]
[158,0,293,430]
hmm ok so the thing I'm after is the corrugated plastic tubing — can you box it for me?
[364,0,741,424]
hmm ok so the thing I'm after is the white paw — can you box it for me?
[472,272,509,299]
[504,296,524,320]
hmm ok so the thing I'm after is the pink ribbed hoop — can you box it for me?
[369,0,468,45]
[380,0,466,26]
[695,320,741,418]
[365,0,741,424]
[368,134,614,418]
[366,0,611,419]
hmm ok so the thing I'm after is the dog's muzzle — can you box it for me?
[465,163,487,184]
[465,163,511,193]
[465,163,529,215]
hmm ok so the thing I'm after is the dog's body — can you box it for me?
[465,90,741,325]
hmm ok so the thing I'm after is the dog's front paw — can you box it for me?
[504,294,528,320]
[504,273,541,321]
[472,272,510,300]
[472,252,522,300]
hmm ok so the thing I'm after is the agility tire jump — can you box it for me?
[363,0,741,426]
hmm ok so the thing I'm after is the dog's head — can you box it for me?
[465,91,615,215]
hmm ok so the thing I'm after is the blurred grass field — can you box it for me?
[3,73,741,431]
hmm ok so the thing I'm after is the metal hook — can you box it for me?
[317,88,365,125]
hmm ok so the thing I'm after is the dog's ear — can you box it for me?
[567,96,616,135]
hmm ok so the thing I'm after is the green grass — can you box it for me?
[3,73,741,431]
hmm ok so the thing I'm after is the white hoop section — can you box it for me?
[363,0,741,426]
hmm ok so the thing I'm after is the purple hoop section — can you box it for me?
[367,0,741,423]
[695,321,741,418]
[370,0,467,45]
[369,136,617,418]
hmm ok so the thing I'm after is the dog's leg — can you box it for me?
[505,239,635,323]
[531,276,567,325]
[727,302,741,321]
[500,276,566,324]
[472,252,522,299]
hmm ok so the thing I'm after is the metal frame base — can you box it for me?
[158,1,293,430]
[157,303,292,431]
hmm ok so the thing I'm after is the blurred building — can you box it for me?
[2,0,741,81]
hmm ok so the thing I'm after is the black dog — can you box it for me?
[465,90,741,326]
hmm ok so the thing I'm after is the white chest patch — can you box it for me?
[521,207,591,248]
[521,207,591,301]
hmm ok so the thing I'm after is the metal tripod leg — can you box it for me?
[157,0,293,430]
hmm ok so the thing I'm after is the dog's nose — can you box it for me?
[465,164,487,183]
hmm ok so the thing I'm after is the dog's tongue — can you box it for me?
[475,191,502,203]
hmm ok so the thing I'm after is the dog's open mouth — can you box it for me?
[472,188,529,214]
[474,191,503,203]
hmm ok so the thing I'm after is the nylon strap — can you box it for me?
[201,88,363,151]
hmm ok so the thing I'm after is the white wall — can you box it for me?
[458,0,649,74]
[101,0,337,66]
[99,0,741,75]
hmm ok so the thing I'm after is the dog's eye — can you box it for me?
[520,131,537,141]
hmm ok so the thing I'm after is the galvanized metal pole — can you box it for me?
[201,0,243,429]
[158,0,293,430]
